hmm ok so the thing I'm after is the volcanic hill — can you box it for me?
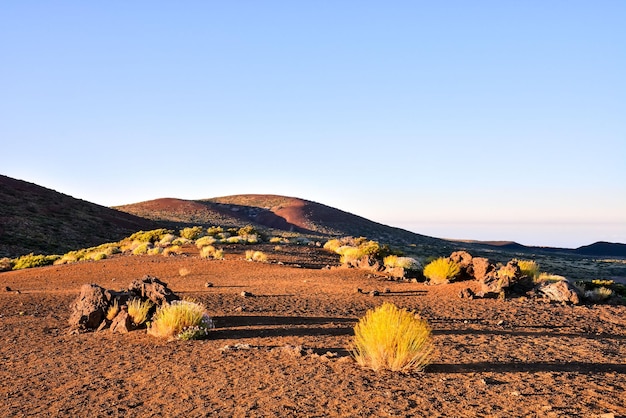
[0,175,160,258]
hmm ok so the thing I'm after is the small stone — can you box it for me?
[356,288,363,294]
[14,290,21,294]
[240,291,253,297]
[4,286,11,292]
[369,290,380,297]
[497,320,505,326]
[383,288,391,293]
[205,282,214,288]
[511,391,520,396]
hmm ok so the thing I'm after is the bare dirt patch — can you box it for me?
[1,246,625,417]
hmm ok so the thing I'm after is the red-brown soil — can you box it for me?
[1,245,625,417]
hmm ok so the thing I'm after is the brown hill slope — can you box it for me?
[116,194,442,246]
[0,175,160,258]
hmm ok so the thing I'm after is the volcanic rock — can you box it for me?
[537,280,581,305]
[128,275,179,306]
[68,284,109,330]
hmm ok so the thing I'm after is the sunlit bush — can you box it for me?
[423,257,461,284]
[200,245,224,260]
[206,226,224,236]
[132,243,151,255]
[12,253,60,270]
[128,229,172,243]
[245,250,267,262]
[106,299,120,321]
[127,298,154,325]
[163,245,183,256]
[515,259,540,281]
[350,302,433,372]
[148,300,214,340]
[383,255,420,270]
[180,226,205,240]
[195,236,217,249]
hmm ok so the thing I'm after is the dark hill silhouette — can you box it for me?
[460,239,626,258]
[0,175,160,258]
[574,241,626,257]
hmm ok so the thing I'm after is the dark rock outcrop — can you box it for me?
[68,284,109,331]
[69,277,178,332]
[128,275,179,306]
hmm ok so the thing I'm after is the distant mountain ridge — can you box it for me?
[1,174,624,259]
[457,239,626,258]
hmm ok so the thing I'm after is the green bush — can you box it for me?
[12,253,61,270]
[132,243,151,255]
[128,229,173,243]
[206,226,224,236]
[180,226,205,240]
[238,225,258,236]
[423,257,461,284]
[195,236,217,249]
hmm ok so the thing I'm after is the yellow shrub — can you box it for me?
[537,272,566,283]
[127,298,153,325]
[148,300,214,340]
[384,255,420,270]
[200,245,224,260]
[516,259,539,280]
[423,257,460,284]
[195,236,217,249]
[245,250,267,262]
[350,303,433,372]
[106,299,120,321]
[163,245,182,256]
[323,239,343,253]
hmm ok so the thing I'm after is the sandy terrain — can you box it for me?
[1,245,625,417]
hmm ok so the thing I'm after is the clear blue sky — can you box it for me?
[1,1,624,248]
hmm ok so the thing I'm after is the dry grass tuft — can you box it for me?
[148,300,214,340]
[383,255,420,270]
[516,259,540,280]
[127,298,153,325]
[350,302,433,372]
[423,257,460,284]
[245,250,267,262]
[200,245,224,260]
[106,299,120,321]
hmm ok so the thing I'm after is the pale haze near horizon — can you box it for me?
[1,2,624,248]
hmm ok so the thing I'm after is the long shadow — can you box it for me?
[380,291,427,296]
[432,328,626,341]
[428,361,626,374]
[214,315,356,328]
[210,326,354,340]
[210,315,356,339]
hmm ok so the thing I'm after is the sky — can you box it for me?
[1,1,625,248]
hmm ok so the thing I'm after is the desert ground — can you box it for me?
[1,244,625,417]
